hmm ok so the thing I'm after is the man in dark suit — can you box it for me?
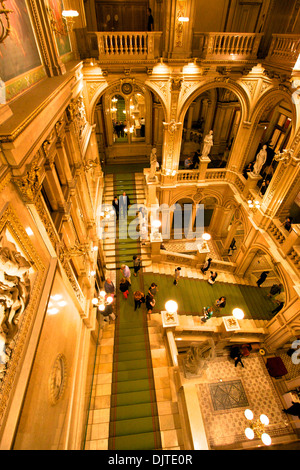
[112,196,119,220]
[120,192,130,218]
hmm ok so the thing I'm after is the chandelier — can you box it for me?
[92,290,114,312]
[244,409,272,446]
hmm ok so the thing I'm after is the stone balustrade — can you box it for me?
[93,31,162,60]
[265,34,300,71]
[202,32,262,60]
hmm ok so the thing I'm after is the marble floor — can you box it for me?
[195,353,294,449]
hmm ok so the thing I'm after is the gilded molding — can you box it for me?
[0,204,46,426]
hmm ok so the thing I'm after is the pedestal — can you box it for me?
[196,242,210,268]
[198,156,211,181]
[146,177,158,205]
[150,232,162,262]
[242,172,262,197]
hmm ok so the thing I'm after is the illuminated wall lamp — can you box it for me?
[62,10,79,32]
[178,17,189,22]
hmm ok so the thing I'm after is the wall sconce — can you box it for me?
[175,1,189,47]
[47,7,79,35]
[244,409,272,446]
[0,1,13,44]
[62,10,79,33]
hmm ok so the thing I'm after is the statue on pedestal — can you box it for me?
[183,339,215,378]
[201,130,213,158]
[148,147,157,181]
[253,145,267,175]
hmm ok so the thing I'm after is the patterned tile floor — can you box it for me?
[195,354,293,449]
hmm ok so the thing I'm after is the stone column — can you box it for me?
[260,150,300,219]
[185,103,195,141]
[227,120,253,173]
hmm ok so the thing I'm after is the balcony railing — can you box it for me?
[265,34,300,70]
[201,32,262,60]
[91,31,162,60]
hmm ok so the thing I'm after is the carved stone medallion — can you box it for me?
[49,353,67,405]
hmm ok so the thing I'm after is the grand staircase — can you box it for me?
[102,173,152,271]
[108,172,162,450]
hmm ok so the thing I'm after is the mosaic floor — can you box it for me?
[196,354,293,448]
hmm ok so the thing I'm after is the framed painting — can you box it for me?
[48,0,72,57]
[0,0,42,83]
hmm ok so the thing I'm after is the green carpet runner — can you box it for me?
[142,272,276,321]
[108,173,162,450]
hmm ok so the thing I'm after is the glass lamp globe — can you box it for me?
[100,290,106,298]
[98,304,105,311]
[245,427,255,440]
[152,220,161,229]
[92,298,98,305]
[260,414,269,425]
[261,433,272,446]
[232,308,244,320]
[202,233,211,241]
[165,300,178,314]
[244,409,253,420]
[106,296,113,304]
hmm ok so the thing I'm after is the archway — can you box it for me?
[92,80,167,166]
[179,82,248,170]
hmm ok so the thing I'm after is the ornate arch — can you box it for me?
[177,78,251,126]
[87,77,168,125]
[245,243,295,304]
[238,86,297,170]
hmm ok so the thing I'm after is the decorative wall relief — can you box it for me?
[67,94,88,140]
[0,205,45,425]
[48,353,67,405]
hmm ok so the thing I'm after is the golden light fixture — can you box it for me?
[92,291,114,312]
[248,199,260,210]
[232,308,244,320]
[47,7,79,35]
[0,1,13,44]
[62,9,79,32]
[244,409,272,446]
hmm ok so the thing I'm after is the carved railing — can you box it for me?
[267,219,287,245]
[205,169,227,180]
[265,34,300,70]
[92,31,162,60]
[202,32,262,60]
[177,170,200,181]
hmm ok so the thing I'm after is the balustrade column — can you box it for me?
[260,150,300,219]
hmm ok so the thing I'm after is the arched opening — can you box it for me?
[93,81,166,166]
[243,97,293,194]
[180,87,242,169]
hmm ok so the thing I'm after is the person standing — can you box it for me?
[104,278,115,295]
[208,271,218,285]
[147,8,154,31]
[201,257,212,274]
[112,196,119,220]
[146,291,155,315]
[230,346,244,368]
[201,306,213,323]
[120,264,131,284]
[133,291,145,311]
[133,255,142,277]
[215,296,226,310]
[119,277,130,299]
[256,271,269,287]
[174,267,181,286]
[271,291,285,314]
[120,192,130,218]
[148,282,158,296]
[101,304,116,322]
[267,283,282,298]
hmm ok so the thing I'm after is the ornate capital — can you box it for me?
[275,148,300,166]
[13,155,43,202]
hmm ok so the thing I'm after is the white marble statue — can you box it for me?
[149,147,157,180]
[253,145,267,175]
[201,130,213,158]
